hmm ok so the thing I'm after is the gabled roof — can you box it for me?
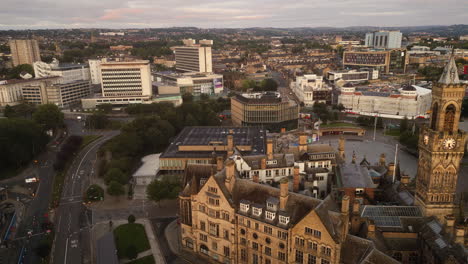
[438,55,460,84]
[341,235,400,264]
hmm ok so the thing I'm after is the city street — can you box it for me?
[51,131,118,264]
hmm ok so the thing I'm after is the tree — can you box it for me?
[35,241,51,259]
[0,118,49,175]
[182,93,193,103]
[85,113,109,129]
[400,116,409,133]
[184,113,198,126]
[128,214,136,224]
[7,64,35,79]
[107,181,125,196]
[241,79,257,91]
[255,79,278,91]
[86,184,104,201]
[33,104,64,131]
[96,103,113,114]
[146,176,181,204]
[376,117,384,129]
[104,168,127,185]
[126,245,138,260]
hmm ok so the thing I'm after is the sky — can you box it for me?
[0,0,467,29]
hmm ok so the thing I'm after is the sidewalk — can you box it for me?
[164,219,180,254]
[139,218,166,264]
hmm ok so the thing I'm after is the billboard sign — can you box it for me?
[213,78,223,89]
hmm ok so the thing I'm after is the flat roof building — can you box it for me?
[173,39,213,73]
[154,71,223,96]
[34,59,90,83]
[338,83,432,119]
[343,49,408,74]
[290,75,332,106]
[100,60,152,97]
[9,39,41,67]
[231,92,299,132]
[159,127,266,172]
[365,31,402,49]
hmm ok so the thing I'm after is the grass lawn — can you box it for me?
[127,255,155,264]
[80,135,102,151]
[321,122,358,128]
[385,129,401,137]
[114,223,150,259]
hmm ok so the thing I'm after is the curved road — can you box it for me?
[50,131,119,264]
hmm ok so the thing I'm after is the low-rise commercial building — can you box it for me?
[338,83,432,119]
[290,75,332,106]
[154,72,223,96]
[327,69,378,83]
[343,49,408,74]
[33,59,90,83]
[159,127,266,173]
[231,92,299,132]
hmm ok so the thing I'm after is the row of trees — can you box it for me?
[53,136,83,171]
[240,78,278,92]
[0,104,64,178]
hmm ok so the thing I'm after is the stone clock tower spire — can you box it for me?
[415,55,467,222]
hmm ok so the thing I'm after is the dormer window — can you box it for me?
[253,207,262,217]
[266,202,276,211]
[279,215,290,225]
[240,203,250,213]
[266,211,276,221]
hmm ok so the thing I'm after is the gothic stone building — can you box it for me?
[415,55,467,223]
[179,159,397,264]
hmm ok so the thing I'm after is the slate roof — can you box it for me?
[341,235,400,264]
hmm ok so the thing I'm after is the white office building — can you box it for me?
[88,59,102,85]
[365,31,402,49]
[174,39,213,73]
[327,69,378,83]
[338,84,432,119]
[155,72,223,95]
[33,59,90,83]
[100,60,152,97]
[290,74,331,107]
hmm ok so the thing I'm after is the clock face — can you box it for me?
[423,135,429,145]
[443,138,456,149]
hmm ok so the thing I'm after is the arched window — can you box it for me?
[431,103,438,130]
[200,244,209,255]
[444,104,456,132]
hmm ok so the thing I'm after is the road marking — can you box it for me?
[64,237,69,264]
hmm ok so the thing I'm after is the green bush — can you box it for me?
[126,245,138,260]
[86,184,104,201]
[128,214,136,224]
[107,181,125,196]
[104,168,128,185]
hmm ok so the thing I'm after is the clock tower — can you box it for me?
[415,55,467,222]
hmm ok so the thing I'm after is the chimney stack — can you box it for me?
[217,156,224,172]
[225,159,236,193]
[341,195,350,215]
[367,220,376,239]
[227,133,234,157]
[338,135,345,160]
[261,158,266,170]
[455,225,465,245]
[293,166,300,192]
[445,215,455,237]
[299,133,307,152]
[352,200,361,214]
[267,139,274,160]
[279,178,289,210]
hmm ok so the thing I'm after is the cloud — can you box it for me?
[0,0,466,29]
[99,8,145,21]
